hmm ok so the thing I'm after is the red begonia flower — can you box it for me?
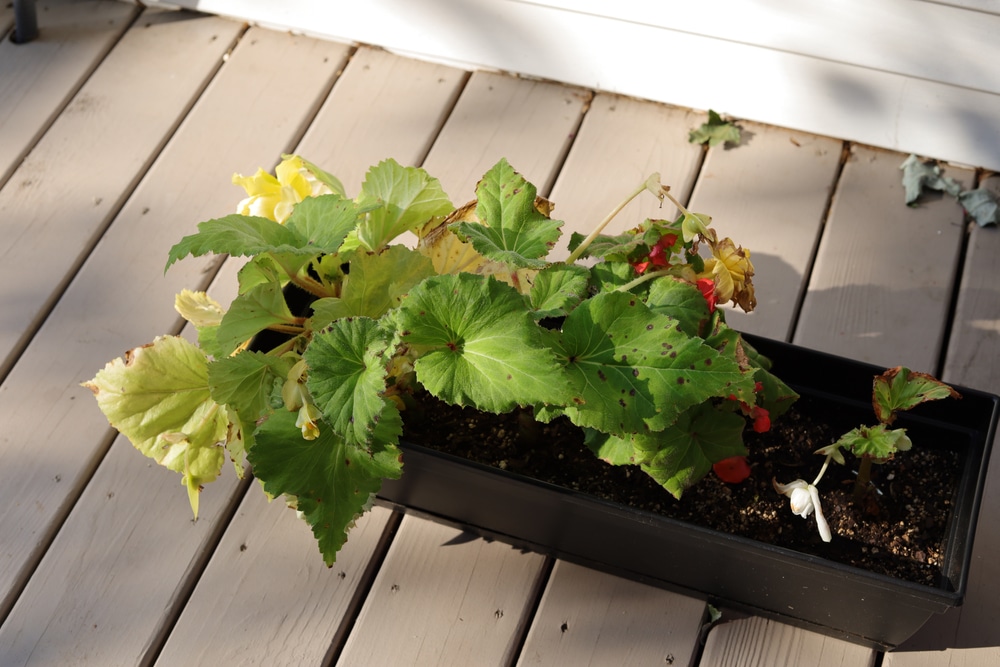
[751,406,771,433]
[713,456,751,484]
[696,278,717,313]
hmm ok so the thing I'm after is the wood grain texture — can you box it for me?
[156,495,394,666]
[699,616,875,667]
[688,122,842,340]
[516,560,705,666]
[0,0,137,189]
[0,9,241,380]
[336,516,547,665]
[0,434,247,666]
[294,45,467,196]
[913,175,1000,650]
[421,69,591,202]
[943,175,1000,394]
[544,93,704,260]
[0,28,350,624]
[884,647,1000,667]
[793,145,972,371]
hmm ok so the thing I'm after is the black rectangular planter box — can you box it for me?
[377,334,999,649]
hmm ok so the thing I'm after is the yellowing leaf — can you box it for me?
[175,289,225,328]
[84,336,228,517]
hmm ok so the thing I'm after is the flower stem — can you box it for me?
[812,454,833,487]
[616,269,672,293]
[566,178,654,265]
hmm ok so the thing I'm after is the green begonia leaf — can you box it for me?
[688,110,741,147]
[345,159,453,252]
[452,159,563,269]
[207,351,292,473]
[305,317,402,448]
[250,410,403,565]
[216,279,296,356]
[634,404,747,498]
[589,259,646,295]
[286,153,346,197]
[283,193,365,251]
[165,214,311,271]
[567,230,646,261]
[539,291,753,436]
[873,366,960,425]
[528,264,590,318]
[84,336,228,517]
[646,277,712,338]
[208,351,291,424]
[309,246,435,327]
[397,273,574,412]
[583,429,638,466]
[833,424,912,463]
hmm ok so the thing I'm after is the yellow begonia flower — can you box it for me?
[704,238,757,312]
[232,155,329,223]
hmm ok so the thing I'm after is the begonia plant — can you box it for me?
[86,155,803,564]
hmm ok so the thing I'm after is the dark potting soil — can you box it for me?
[401,392,960,587]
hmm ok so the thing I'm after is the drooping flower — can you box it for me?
[773,478,832,542]
[703,238,756,312]
[713,456,751,484]
[296,402,322,441]
[233,155,329,223]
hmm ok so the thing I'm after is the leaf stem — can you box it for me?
[853,455,874,502]
[566,178,656,265]
[289,274,330,299]
[268,323,306,335]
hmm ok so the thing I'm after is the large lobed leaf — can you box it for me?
[539,291,754,436]
[528,264,590,318]
[452,158,563,269]
[345,159,453,252]
[634,404,747,498]
[208,351,293,470]
[305,317,402,448]
[283,193,367,250]
[84,336,228,516]
[249,410,403,565]
[397,273,574,412]
[165,215,309,271]
[310,246,435,327]
[215,279,297,356]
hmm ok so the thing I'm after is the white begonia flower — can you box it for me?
[773,479,832,542]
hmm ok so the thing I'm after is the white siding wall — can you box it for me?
[143,0,1000,170]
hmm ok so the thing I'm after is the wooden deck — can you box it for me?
[1,4,999,665]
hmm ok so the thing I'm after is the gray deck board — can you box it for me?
[0,23,351,656]
[1,15,997,667]
[0,0,137,190]
[0,9,240,380]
